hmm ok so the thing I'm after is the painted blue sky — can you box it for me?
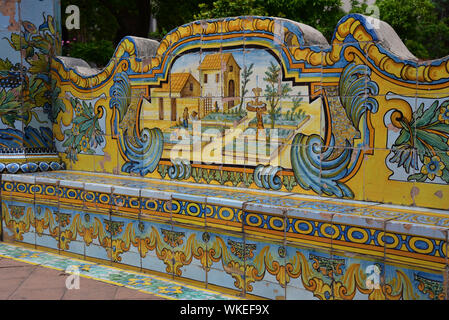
[171,48,308,97]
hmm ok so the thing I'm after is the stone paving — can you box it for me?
[0,242,238,300]
[0,257,163,300]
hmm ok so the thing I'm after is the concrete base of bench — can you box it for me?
[1,171,448,300]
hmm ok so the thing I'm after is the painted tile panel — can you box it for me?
[2,7,449,299]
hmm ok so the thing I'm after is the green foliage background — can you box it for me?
[351,0,449,60]
[61,0,449,67]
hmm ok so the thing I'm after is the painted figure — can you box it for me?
[182,107,189,128]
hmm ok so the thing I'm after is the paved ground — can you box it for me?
[0,256,164,300]
[0,242,236,300]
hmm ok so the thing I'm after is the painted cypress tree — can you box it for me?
[263,61,291,129]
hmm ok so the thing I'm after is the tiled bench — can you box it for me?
[1,171,449,300]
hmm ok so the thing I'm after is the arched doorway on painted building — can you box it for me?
[228,79,235,109]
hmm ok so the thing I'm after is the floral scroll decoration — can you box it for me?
[290,63,379,198]
[63,97,105,163]
[2,200,432,300]
[109,72,163,176]
[0,13,64,164]
[0,14,61,127]
[253,165,283,191]
[389,100,449,183]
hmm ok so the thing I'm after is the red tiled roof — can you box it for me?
[198,53,238,70]
[153,73,192,93]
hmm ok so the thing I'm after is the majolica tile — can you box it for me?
[330,212,386,262]
[364,148,415,206]
[384,219,448,275]
[245,237,287,299]
[242,18,284,52]
[111,185,140,217]
[243,203,286,244]
[33,203,59,250]
[92,135,109,173]
[412,149,449,206]
[2,8,449,300]
[83,182,111,214]
[0,2,20,31]
[198,52,227,100]
[35,233,59,251]
[383,261,447,300]
[58,207,85,245]
[5,168,449,299]
[206,195,243,210]
[0,37,22,126]
[417,58,448,95]
[205,230,246,297]
[330,250,386,300]
[285,244,337,300]
[384,117,420,196]
[206,196,243,234]
[59,239,85,258]
[58,91,108,170]
[140,188,172,223]
[2,200,36,246]
[109,215,142,269]
[171,224,208,286]
[139,219,175,276]
[172,196,206,230]
[84,243,111,265]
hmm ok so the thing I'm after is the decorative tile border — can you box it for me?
[0,161,65,174]
[2,171,449,299]
[3,171,449,229]
[2,173,449,266]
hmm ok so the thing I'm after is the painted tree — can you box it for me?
[238,62,254,113]
[62,0,215,66]
[195,0,266,19]
[290,96,304,120]
[195,0,345,41]
[351,0,449,60]
[263,61,291,129]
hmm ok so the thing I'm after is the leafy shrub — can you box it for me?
[63,40,115,68]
